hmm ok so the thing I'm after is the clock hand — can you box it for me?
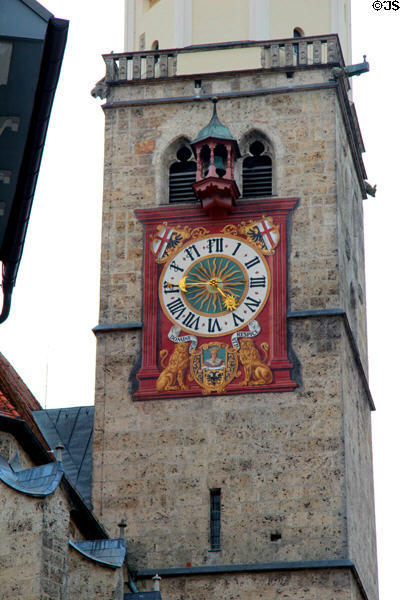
[215,286,227,298]
[222,295,238,311]
[178,277,209,292]
[178,276,239,313]
[178,277,188,292]
[213,286,238,311]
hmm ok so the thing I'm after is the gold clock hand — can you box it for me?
[213,285,237,311]
[222,295,238,311]
[178,277,188,292]
[178,277,210,292]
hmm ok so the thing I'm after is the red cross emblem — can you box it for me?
[257,219,278,250]
[152,226,174,260]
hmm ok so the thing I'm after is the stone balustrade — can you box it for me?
[103,35,344,84]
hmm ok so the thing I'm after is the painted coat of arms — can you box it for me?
[190,343,239,394]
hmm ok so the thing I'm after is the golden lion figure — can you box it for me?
[156,342,190,392]
[238,339,273,386]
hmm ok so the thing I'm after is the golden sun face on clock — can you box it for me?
[159,235,271,337]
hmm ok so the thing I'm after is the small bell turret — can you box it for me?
[191,98,240,218]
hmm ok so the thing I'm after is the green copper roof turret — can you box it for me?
[193,98,236,144]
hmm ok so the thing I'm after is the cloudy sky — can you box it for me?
[1,1,399,597]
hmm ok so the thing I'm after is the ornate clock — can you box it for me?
[135,198,297,399]
[159,234,271,337]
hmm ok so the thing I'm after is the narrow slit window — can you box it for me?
[210,489,221,550]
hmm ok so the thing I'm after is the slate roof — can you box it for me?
[0,454,63,496]
[33,406,94,505]
[69,538,126,569]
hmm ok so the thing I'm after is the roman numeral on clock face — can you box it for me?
[166,298,186,319]
[250,276,266,288]
[163,282,179,294]
[207,238,223,253]
[232,313,244,327]
[169,260,184,273]
[208,318,222,333]
[232,242,242,256]
[184,245,200,261]
[244,256,261,269]
[182,311,200,331]
[244,296,261,313]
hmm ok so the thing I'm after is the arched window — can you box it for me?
[293,27,304,38]
[169,146,197,203]
[242,141,272,198]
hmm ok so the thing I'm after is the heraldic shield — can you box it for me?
[190,342,239,394]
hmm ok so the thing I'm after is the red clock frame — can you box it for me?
[135,198,298,400]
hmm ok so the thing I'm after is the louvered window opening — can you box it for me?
[242,162,272,197]
[210,489,221,550]
[169,146,197,203]
[169,168,197,203]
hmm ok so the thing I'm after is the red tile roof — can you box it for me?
[0,353,49,450]
[0,389,21,418]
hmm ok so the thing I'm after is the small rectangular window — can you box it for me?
[210,489,221,550]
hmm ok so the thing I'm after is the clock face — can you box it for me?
[159,234,271,337]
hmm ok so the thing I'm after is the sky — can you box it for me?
[1,1,399,598]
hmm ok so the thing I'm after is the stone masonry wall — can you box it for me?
[0,482,69,600]
[0,432,125,600]
[138,568,365,600]
[335,108,368,372]
[95,320,348,571]
[93,66,377,600]
[341,329,378,600]
[67,548,123,600]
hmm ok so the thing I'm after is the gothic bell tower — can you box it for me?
[92,2,378,599]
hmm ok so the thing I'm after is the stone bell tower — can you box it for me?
[92,4,378,599]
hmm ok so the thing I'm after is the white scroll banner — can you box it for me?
[168,326,198,352]
[231,320,261,349]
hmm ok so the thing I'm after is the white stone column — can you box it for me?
[124,0,135,51]
[174,0,192,48]
[249,0,270,41]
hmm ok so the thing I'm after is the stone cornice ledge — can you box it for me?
[92,322,142,334]
[136,558,353,577]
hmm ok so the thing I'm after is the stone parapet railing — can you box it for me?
[103,35,344,84]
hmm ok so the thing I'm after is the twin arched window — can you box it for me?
[168,139,273,203]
